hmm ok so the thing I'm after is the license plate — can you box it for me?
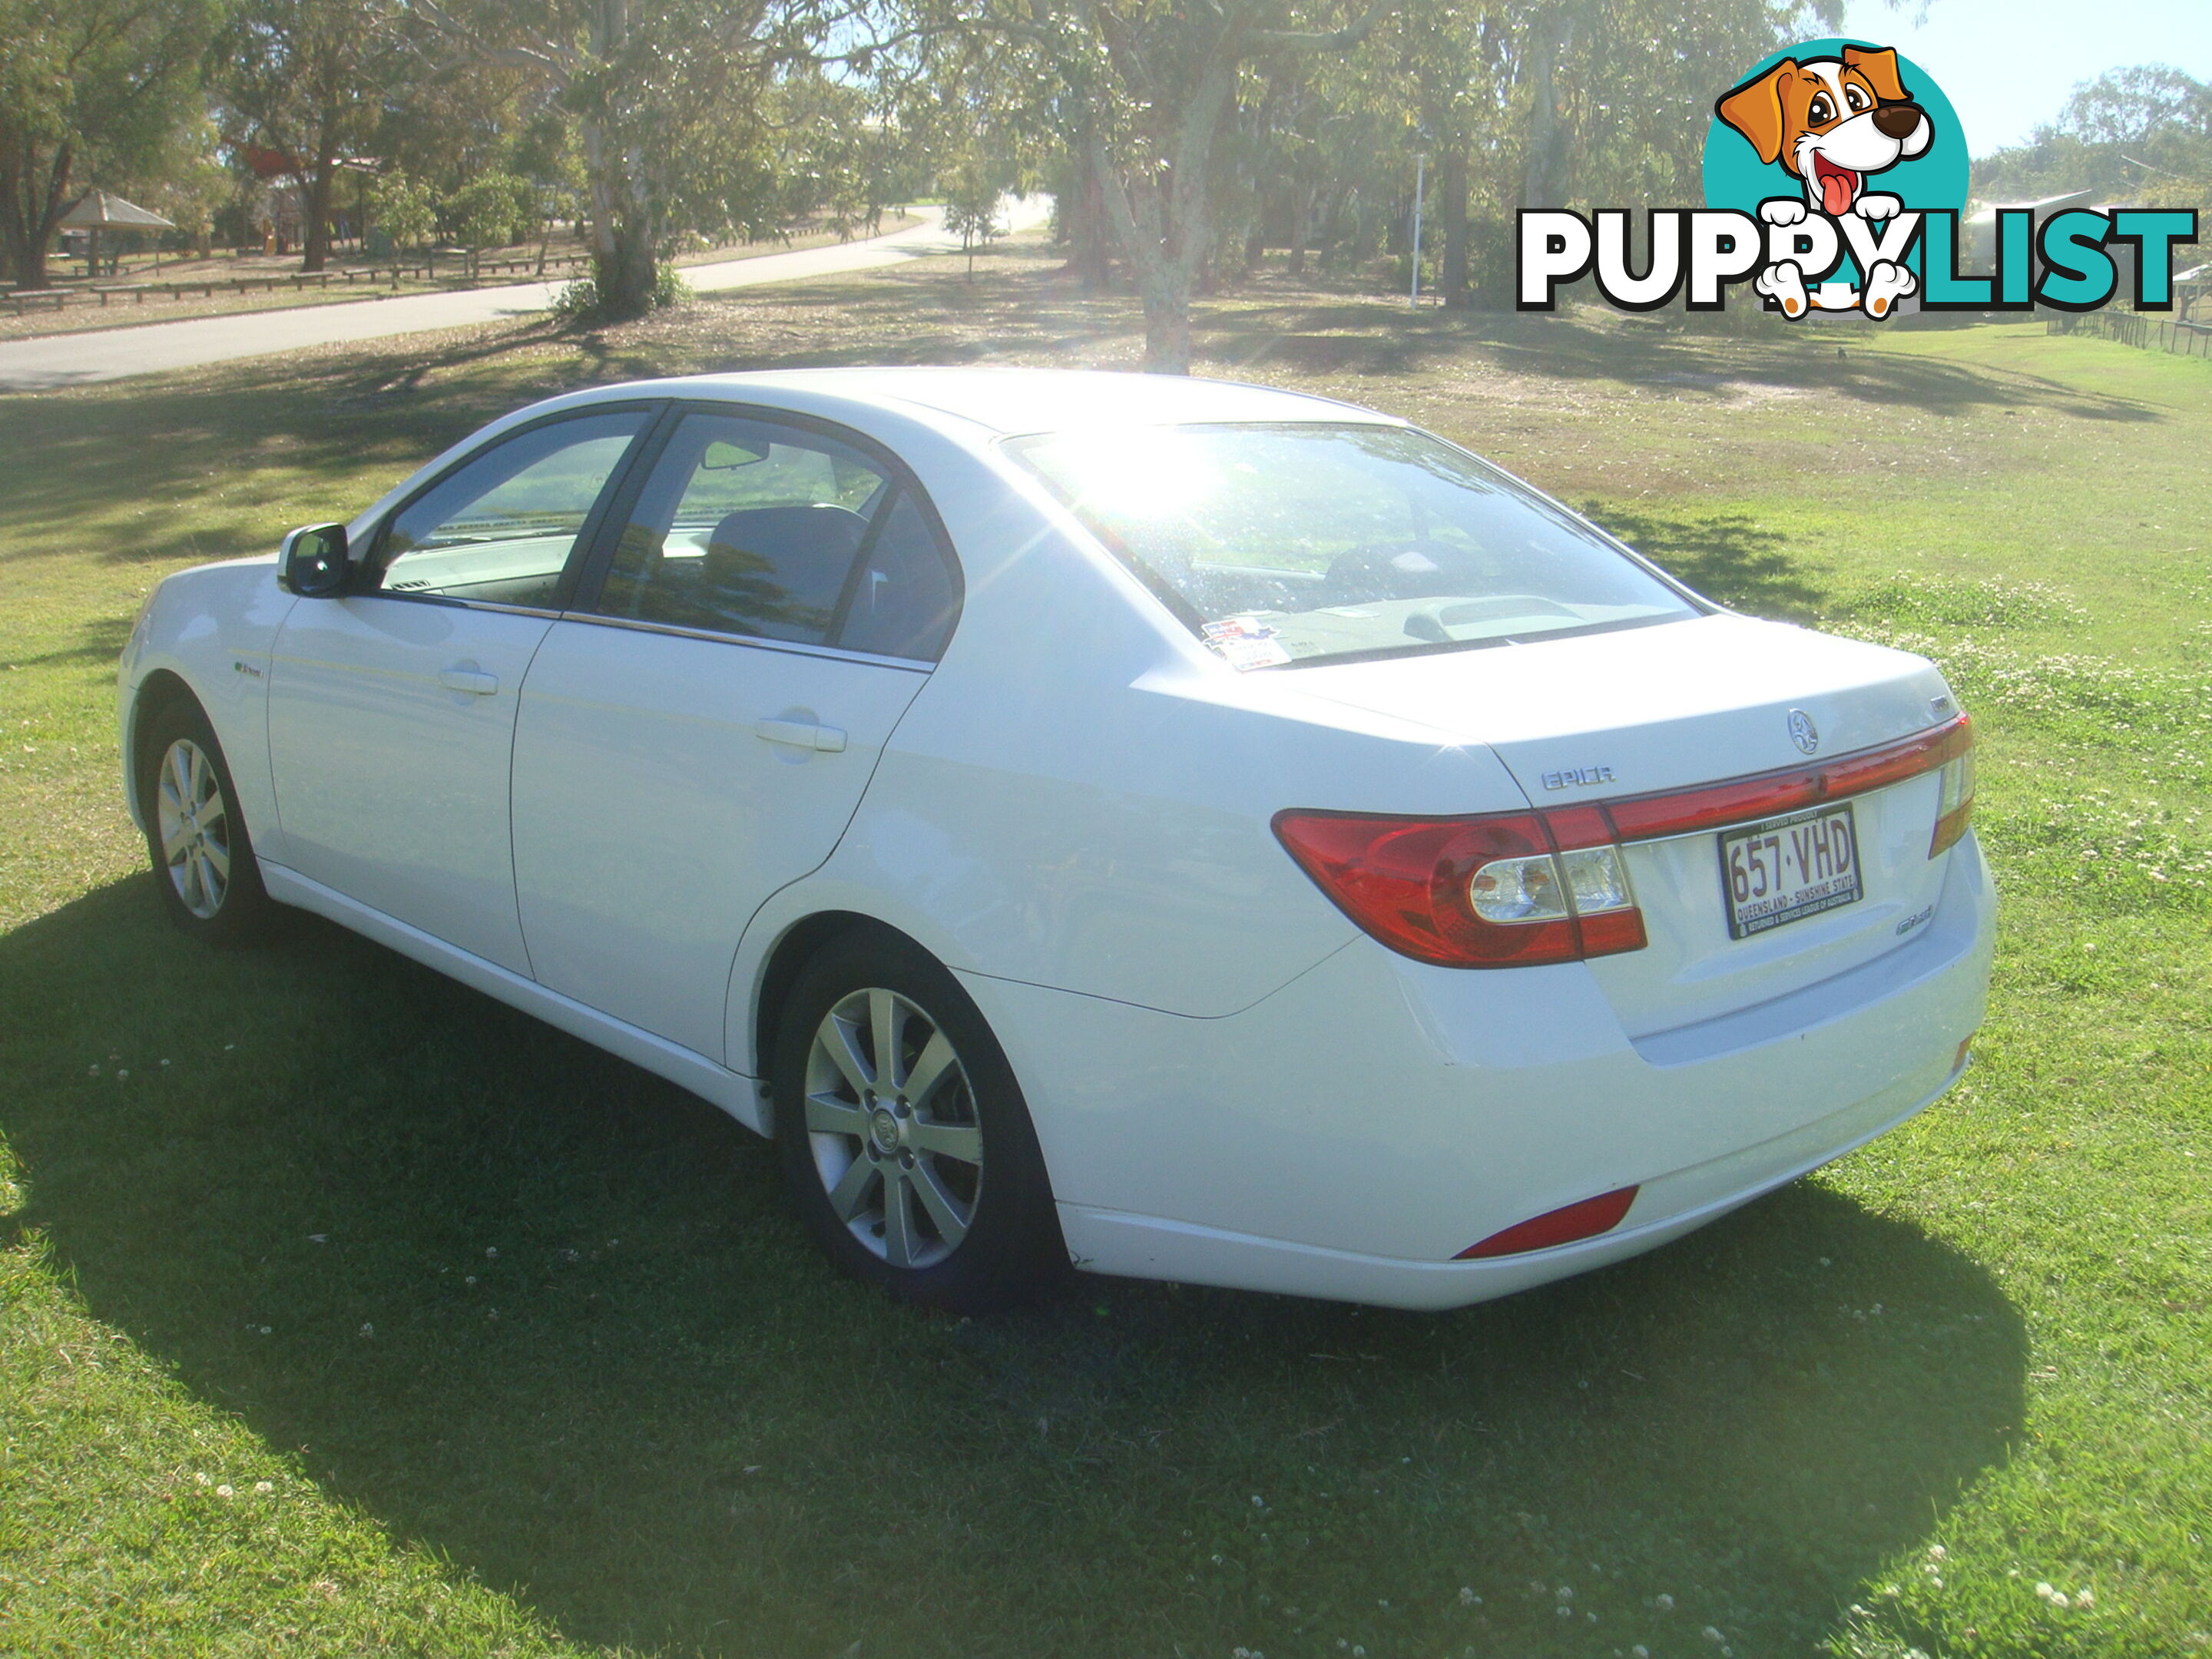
[1718,803,1863,939]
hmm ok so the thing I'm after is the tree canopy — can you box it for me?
[1975,64,2212,224]
[0,0,220,286]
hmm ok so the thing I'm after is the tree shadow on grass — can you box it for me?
[2,879,2026,1659]
[1189,289,2166,424]
[1575,502,1833,623]
[8,612,132,668]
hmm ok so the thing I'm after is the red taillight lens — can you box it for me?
[1455,1185,1639,1258]
[1272,808,1646,969]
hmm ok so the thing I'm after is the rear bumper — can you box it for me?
[965,832,1996,1310]
[1056,1060,1962,1310]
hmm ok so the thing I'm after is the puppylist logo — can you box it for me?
[1519,39,2198,320]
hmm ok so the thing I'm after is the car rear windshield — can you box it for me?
[1005,422,1701,669]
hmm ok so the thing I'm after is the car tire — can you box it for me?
[137,694,275,946]
[773,929,1066,1312]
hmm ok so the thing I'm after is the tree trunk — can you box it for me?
[1082,50,1235,374]
[1138,264,1194,374]
[594,214,657,316]
[580,117,658,318]
[1439,141,1469,306]
[0,137,73,291]
[1289,183,1313,274]
[1522,2,1576,210]
[1065,146,1113,290]
[300,148,337,272]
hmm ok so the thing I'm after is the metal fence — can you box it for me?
[2048,310,2212,359]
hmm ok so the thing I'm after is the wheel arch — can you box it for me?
[124,669,203,829]
[748,909,932,1115]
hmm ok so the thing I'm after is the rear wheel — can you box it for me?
[773,930,1065,1310]
[138,697,273,945]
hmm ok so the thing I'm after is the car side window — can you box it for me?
[374,411,651,606]
[590,411,960,657]
[835,487,960,661]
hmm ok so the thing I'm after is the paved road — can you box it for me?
[0,200,1048,392]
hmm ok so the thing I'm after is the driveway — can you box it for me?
[0,202,1048,392]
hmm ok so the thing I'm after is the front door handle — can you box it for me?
[753,717,846,753]
[439,667,499,696]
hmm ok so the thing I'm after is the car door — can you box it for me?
[510,406,962,1060]
[267,406,656,974]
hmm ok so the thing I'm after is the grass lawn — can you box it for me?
[1,241,2207,1658]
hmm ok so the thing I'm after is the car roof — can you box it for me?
[565,366,1399,438]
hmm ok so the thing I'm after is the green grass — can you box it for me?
[2,243,2207,1657]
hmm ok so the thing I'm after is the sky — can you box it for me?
[1835,0,2212,154]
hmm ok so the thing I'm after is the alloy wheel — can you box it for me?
[155,737,230,920]
[803,986,983,1270]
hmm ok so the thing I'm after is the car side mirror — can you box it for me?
[279,522,349,597]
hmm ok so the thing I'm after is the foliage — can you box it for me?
[873,0,1395,371]
[214,0,402,270]
[1974,63,2212,226]
[869,0,1843,363]
[942,158,1002,247]
[0,0,220,287]
[445,171,537,253]
[550,257,690,323]
[414,0,841,319]
[367,167,435,251]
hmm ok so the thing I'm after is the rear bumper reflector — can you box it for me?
[1455,1185,1640,1259]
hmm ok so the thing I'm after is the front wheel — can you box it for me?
[773,930,1065,1311]
[137,697,274,945]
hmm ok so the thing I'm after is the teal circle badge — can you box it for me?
[1703,38,1968,218]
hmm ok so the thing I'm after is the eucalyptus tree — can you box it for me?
[872,0,1394,373]
[1977,65,2212,210]
[408,0,833,317]
[218,0,401,270]
[0,0,219,288]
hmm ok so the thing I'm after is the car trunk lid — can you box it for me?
[1283,614,1965,1035]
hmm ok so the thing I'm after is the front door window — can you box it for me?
[374,411,651,606]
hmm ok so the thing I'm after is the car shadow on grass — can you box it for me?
[2,879,2026,1659]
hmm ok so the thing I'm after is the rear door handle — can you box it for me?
[439,667,499,696]
[753,717,846,753]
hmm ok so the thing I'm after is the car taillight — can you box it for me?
[1277,714,1976,969]
[1930,735,1975,857]
[1271,806,1647,969]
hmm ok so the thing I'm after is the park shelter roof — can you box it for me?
[58,190,175,231]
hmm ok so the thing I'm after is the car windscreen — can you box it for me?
[1005,422,1703,669]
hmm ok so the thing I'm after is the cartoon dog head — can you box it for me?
[1716,46,1932,217]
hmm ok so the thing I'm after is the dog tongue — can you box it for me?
[1819,167,1857,217]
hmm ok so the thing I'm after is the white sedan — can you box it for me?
[118,368,1995,1311]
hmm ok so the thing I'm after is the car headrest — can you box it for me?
[699,505,869,641]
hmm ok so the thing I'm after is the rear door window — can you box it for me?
[588,411,961,658]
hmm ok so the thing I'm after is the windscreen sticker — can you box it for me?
[1202,616,1293,669]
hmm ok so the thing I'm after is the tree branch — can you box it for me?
[1247,0,1397,55]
